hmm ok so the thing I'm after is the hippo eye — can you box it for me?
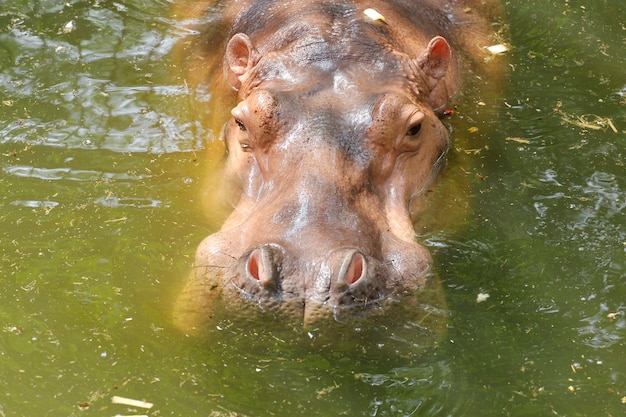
[407,123,422,136]
[235,119,246,131]
[406,110,425,138]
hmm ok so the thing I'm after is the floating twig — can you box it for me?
[111,396,153,409]
[559,111,618,133]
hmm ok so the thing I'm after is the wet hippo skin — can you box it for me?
[174,0,503,331]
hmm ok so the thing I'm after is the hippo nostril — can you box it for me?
[246,246,281,287]
[247,248,264,281]
[340,251,367,285]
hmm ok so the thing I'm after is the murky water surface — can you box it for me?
[1,1,624,416]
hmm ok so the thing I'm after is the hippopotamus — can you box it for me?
[174,0,503,332]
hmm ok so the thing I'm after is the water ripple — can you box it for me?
[3,165,148,182]
[0,3,204,154]
[96,195,163,208]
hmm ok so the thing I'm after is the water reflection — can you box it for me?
[3,164,148,181]
[580,171,624,215]
[578,303,625,349]
[10,199,59,209]
[96,195,162,208]
[1,0,201,153]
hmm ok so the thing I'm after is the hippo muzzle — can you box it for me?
[177,155,436,329]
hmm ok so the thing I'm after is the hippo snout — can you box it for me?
[241,245,283,292]
[243,246,371,287]
[237,244,385,307]
[173,214,434,331]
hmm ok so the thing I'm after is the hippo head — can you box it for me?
[175,12,454,329]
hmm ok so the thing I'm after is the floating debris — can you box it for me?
[607,311,621,320]
[364,8,386,22]
[486,44,509,55]
[506,137,531,144]
[111,396,153,409]
[476,293,490,303]
[316,381,340,399]
[103,217,128,223]
[62,20,75,34]
[559,111,618,133]
[571,362,583,373]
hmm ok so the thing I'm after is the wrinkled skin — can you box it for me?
[174,0,503,331]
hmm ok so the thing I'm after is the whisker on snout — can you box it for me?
[192,264,229,269]
[218,250,238,261]
[192,248,239,269]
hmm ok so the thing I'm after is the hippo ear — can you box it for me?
[416,36,451,88]
[225,33,257,91]
[416,37,453,111]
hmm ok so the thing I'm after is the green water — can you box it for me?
[1,1,624,416]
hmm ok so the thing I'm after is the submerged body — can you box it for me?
[174,0,503,331]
